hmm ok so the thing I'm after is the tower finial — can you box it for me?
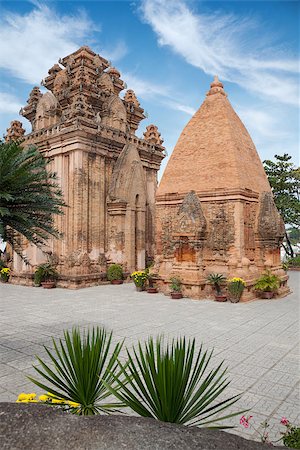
[206,75,226,97]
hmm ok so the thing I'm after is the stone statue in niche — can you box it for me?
[174,191,206,238]
[172,191,206,262]
[208,203,234,256]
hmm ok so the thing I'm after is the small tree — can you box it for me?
[263,154,300,258]
[0,140,65,258]
[288,228,300,246]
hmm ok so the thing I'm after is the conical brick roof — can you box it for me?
[157,77,271,197]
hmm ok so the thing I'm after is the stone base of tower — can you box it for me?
[10,272,130,289]
[154,189,289,302]
[156,263,290,301]
[9,272,108,289]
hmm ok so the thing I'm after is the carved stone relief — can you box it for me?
[174,191,206,238]
[207,203,235,256]
[244,202,256,260]
[257,192,285,246]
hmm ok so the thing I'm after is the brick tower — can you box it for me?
[155,76,288,300]
[7,46,165,287]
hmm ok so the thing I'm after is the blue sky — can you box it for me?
[0,0,299,175]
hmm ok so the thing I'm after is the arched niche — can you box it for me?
[35,92,61,130]
[107,144,146,271]
[97,72,114,95]
[102,95,127,132]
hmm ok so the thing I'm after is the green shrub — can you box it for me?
[34,263,58,285]
[254,271,280,292]
[170,277,182,292]
[287,255,300,268]
[28,327,126,415]
[105,336,244,428]
[107,264,123,281]
[283,426,300,448]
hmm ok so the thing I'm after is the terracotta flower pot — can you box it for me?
[261,291,274,299]
[135,285,145,292]
[215,295,227,302]
[41,281,56,289]
[111,280,123,285]
[147,287,158,294]
[171,292,183,299]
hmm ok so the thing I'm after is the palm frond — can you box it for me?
[0,139,66,259]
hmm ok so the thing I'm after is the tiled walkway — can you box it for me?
[0,272,299,442]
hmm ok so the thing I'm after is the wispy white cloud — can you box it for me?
[0,3,127,85]
[163,100,196,116]
[122,72,170,98]
[0,2,193,119]
[0,92,22,114]
[100,41,129,65]
[123,72,196,117]
[0,4,95,84]
[140,0,299,107]
[236,107,288,141]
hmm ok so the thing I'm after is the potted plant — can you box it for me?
[170,277,183,299]
[0,267,11,283]
[131,270,148,291]
[107,264,123,285]
[145,267,158,293]
[227,277,246,303]
[34,263,58,289]
[207,273,227,302]
[254,271,280,299]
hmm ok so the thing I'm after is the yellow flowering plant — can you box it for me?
[227,277,246,303]
[16,392,80,411]
[131,270,148,288]
[0,267,10,282]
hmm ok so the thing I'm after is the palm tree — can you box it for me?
[0,139,65,257]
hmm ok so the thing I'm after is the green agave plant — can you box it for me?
[28,327,126,415]
[105,336,245,428]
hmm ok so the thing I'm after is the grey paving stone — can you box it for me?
[0,271,299,444]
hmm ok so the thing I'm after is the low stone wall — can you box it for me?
[0,403,285,450]
[157,276,290,302]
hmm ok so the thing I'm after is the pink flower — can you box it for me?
[280,417,289,426]
[240,415,253,428]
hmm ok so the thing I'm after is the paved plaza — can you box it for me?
[0,272,299,442]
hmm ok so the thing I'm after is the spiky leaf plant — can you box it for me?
[207,273,227,295]
[105,336,244,428]
[0,140,65,258]
[28,327,126,415]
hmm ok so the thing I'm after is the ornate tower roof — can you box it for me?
[157,76,271,197]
